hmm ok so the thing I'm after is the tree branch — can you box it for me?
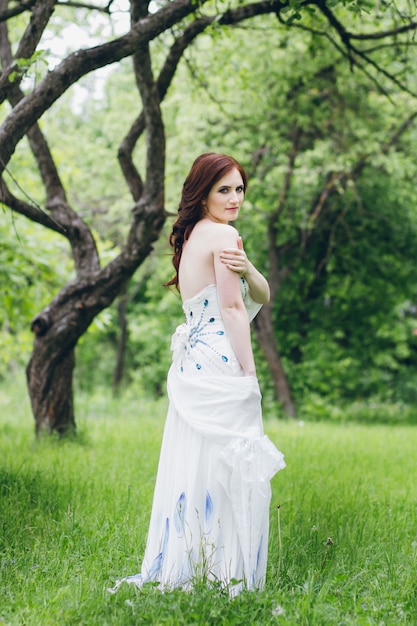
[304,0,417,98]
[56,1,112,12]
[354,45,417,98]
[0,1,37,22]
[16,0,56,59]
[0,0,56,103]
[348,21,417,41]
[381,110,417,154]
[0,0,207,173]
[117,1,294,200]
[0,8,100,277]
[303,109,417,266]
[3,0,415,179]
[0,177,67,235]
[118,16,212,201]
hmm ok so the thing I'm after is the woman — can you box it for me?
[110,153,285,596]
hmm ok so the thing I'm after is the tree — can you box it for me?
[178,16,417,415]
[0,0,416,433]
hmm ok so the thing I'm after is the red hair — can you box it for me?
[166,153,248,290]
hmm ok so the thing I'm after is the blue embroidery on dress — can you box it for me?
[184,297,229,369]
[148,517,169,579]
[174,492,187,537]
[204,491,213,534]
[256,535,263,570]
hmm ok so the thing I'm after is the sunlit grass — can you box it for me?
[1,375,416,624]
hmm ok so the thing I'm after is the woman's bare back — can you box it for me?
[178,220,238,301]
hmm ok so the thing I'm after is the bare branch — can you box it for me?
[314,0,417,97]
[16,0,56,59]
[118,116,145,202]
[305,109,417,250]
[307,170,348,230]
[56,1,112,11]
[0,1,37,22]
[132,51,164,206]
[316,204,350,275]
[348,21,417,41]
[354,45,417,98]
[0,177,67,235]
[382,110,417,153]
[360,41,417,54]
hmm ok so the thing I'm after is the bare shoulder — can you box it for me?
[195,221,239,248]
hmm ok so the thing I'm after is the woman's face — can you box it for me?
[204,168,245,224]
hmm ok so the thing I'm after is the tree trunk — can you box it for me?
[253,303,296,418]
[23,257,147,435]
[26,343,76,436]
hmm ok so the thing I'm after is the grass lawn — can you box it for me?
[0,378,416,625]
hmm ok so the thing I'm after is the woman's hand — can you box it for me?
[219,236,249,275]
[220,236,270,304]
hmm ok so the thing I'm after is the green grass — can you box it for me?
[1,377,416,625]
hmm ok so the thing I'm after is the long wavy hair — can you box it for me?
[166,152,248,290]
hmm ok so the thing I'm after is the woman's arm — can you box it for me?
[219,236,270,304]
[214,227,257,377]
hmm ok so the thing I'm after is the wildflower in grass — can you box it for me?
[321,537,334,569]
[272,604,285,616]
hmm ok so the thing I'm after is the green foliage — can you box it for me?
[1,2,417,414]
[276,170,417,404]
[127,289,183,396]
[1,377,417,624]
[176,16,417,406]
[0,214,72,378]
[8,50,49,83]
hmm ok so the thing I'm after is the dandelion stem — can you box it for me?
[321,537,334,570]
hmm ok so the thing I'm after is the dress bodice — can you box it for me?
[171,278,262,377]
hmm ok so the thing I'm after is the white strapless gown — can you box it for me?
[109,279,285,596]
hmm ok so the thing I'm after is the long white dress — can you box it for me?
[109,278,285,595]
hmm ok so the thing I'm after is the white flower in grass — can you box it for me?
[272,604,285,616]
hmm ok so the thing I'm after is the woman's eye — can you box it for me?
[218,186,244,194]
